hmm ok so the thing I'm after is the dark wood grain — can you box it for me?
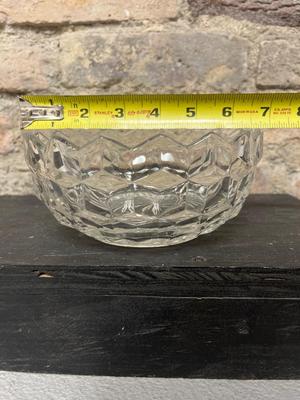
[0,194,299,377]
[0,194,299,298]
[1,295,300,379]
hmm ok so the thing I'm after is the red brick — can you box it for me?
[0,117,13,155]
[59,30,249,91]
[188,0,300,26]
[257,40,300,89]
[0,33,59,92]
[0,0,178,25]
[253,129,300,199]
[0,11,6,24]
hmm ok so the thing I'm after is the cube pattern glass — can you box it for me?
[23,129,263,247]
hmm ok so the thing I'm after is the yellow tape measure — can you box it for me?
[20,93,300,130]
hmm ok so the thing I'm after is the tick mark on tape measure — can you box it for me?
[20,93,300,130]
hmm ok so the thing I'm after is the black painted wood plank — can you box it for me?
[0,194,299,298]
[1,194,299,269]
[0,294,300,378]
[0,194,299,378]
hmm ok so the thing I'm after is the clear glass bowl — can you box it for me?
[23,129,263,247]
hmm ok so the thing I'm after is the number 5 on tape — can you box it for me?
[19,93,300,130]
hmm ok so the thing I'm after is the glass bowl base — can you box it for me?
[45,194,244,247]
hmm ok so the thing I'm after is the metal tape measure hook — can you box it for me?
[19,97,64,129]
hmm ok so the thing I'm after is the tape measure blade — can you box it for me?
[20,93,300,130]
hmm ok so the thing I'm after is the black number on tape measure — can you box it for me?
[49,99,53,105]
[261,106,270,117]
[115,108,124,118]
[222,107,232,117]
[150,108,160,117]
[186,107,196,117]
[80,108,89,118]
[297,107,300,116]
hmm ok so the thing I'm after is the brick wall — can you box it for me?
[0,0,299,197]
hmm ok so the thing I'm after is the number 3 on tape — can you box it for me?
[19,93,300,130]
